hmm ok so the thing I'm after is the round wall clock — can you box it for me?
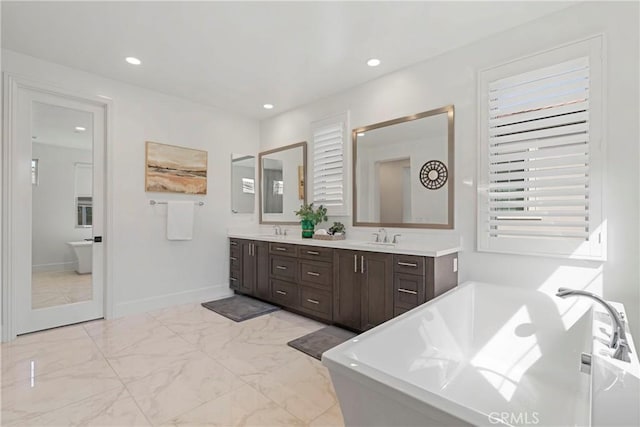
[419,160,448,190]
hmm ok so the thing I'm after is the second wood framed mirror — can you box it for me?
[353,105,454,229]
[259,141,307,224]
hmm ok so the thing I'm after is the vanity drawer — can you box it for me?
[270,256,297,281]
[299,286,332,320]
[229,238,241,248]
[229,269,241,291]
[393,273,425,310]
[230,251,241,270]
[269,242,297,257]
[393,254,425,276]
[271,279,298,307]
[297,245,334,262]
[298,260,332,290]
[230,244,241,259]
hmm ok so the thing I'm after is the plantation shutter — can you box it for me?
[313,121,345,210]
[487,57,590,240]
[478,36,604,260]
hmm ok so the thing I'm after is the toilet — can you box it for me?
[67,241,93,274]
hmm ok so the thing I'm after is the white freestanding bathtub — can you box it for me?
[323,281,639,426]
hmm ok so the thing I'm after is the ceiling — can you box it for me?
[32,102,93,150]
[2,1,575,120]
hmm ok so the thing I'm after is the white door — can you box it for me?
[13,87,105,334]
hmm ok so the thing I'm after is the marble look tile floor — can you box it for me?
[1,303,346,426]
[31,270,92,309]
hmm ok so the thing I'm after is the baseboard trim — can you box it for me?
[32,262,77,273]
[113,283,233,318]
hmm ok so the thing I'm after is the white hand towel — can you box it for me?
[167,201,194,240]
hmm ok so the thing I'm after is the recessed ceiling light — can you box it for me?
[125,57,142,65]
[263,104,274,110]
[366,58,381,67]
[357,132,365,137]
[74,126,86,132]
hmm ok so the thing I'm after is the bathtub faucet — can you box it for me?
[556,287,631,362]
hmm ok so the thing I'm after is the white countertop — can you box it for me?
[227,232,460,257]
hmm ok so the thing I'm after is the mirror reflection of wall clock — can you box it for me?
[420,160,448,190]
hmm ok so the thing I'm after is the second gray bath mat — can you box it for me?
[201,294,279,322]
[288,326,357,360]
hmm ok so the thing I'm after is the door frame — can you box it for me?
[1,73,115,341]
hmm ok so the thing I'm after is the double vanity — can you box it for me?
[228,233,459,332]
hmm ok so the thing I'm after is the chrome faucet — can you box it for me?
[392,234,401,244]
[379,228,388,243]
[273,225,282,235]
[556,287,631,362]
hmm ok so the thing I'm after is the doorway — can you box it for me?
[2,76,110,338]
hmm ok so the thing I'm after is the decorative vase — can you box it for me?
[301,219,314,238]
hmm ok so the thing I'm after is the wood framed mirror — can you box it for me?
[353,105,454,229]
[259,141,307,224]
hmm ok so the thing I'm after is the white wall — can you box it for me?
[259,2,640,332]
[31,142,92,270]
[3,49,260,317]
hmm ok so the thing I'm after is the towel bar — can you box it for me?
[149,200,204,206]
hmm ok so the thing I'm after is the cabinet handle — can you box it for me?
[230,277,237,281]
[398,288,417,295]
[398,261,418,268]
[307,250,320,255]
[230,241,238,246]
[306,271,320,277]
[275,247,287,251]
[276,265,287,270]
[276,290,287,295]
[306,298,320,305]
[361,255,364,274]
[230,257,237,261]
[354,254,358,273]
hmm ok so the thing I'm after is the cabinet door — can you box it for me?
[361,252,393,331]
[333,250,361,330]
[240,241,255,295]
[254,241,270,299]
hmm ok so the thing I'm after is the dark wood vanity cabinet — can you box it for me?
[335,250,458,330]
[392,253,458,316]
[230,238,458,331]
[229,238,268,298]
[333,250,393,331]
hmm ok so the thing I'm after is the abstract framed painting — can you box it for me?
[145,141,208,194]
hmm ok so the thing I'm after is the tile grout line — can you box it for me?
[82,320,157,427]
[164,313,311,426]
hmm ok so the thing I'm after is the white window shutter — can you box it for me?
[311,113,349,215]
[478,36,604,260]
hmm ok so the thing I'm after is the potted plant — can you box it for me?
[294,203,328,238]
[328,222,345,236]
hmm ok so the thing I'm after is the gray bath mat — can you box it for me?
[288,326,357,360]
[201,295,279,322]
